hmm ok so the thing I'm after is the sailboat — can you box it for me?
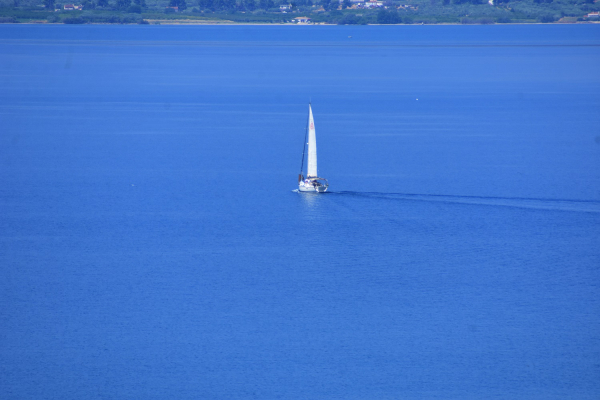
[298,103,329,193]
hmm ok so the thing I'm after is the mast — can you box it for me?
[299,105,310,183]
[307,104,317,178]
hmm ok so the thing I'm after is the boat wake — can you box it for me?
[328,191,600,214]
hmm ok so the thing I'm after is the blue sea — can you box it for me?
[1,24,599,399]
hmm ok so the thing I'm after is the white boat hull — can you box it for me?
[298,182,328,193]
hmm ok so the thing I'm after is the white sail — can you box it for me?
[307,104,317,178]
[298,103,328,193]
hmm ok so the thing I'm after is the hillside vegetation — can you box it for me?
[0,0,598,24]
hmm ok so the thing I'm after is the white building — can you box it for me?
[294,16,311,23]
[364,0,383,8]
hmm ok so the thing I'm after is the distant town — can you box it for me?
[1,0,599,24]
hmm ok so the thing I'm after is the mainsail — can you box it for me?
[307,104,317,177]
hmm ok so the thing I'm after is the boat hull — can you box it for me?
[298,183,328,193]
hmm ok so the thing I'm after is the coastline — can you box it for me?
[3,0,599,26]
[3,20,600,25]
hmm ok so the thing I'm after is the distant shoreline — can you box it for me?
[3,1,599,27]
[4,21,600,25]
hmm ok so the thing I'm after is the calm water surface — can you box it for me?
[1,24,599,399]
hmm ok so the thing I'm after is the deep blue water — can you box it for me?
[1,24,600,399]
